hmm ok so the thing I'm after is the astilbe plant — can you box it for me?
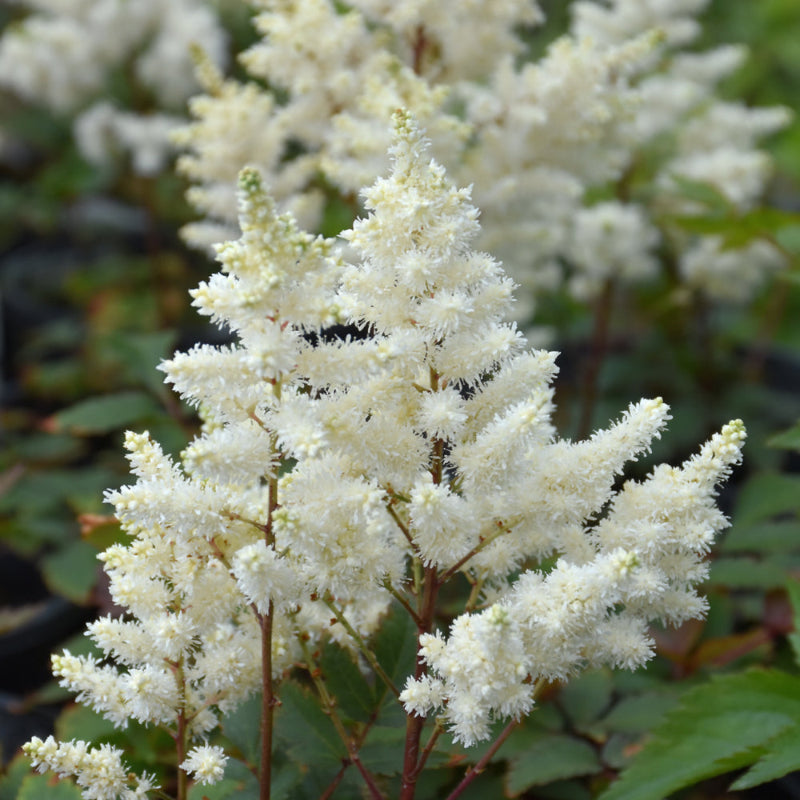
[24,111,746,800]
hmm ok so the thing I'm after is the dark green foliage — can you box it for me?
[599,669,800,800]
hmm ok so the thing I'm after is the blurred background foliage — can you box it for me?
[1,0,799,797]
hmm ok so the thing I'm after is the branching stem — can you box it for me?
[260,421,281,800]
[323,595,400,698]
[299,639,386,800]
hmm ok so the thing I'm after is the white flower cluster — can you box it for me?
[24,736,158,800]
[571,0,792,301]
[180,744,228,785]
[174,0,788,307]
[0,0,227,174]
[27,112,745,791]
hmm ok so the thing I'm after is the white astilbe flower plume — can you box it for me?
[26,107,747,792]
[24,166,350,793]
[327,111,744,746]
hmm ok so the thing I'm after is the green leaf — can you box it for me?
[0,755,33,800]
[359,725,407,775]
[733,473,800,525]
[710,556,791,589]
[558,669,613,729]
[100,331,178,397]
[221,694,262,766]
[17,774,83,800]
[505,734,601,794]
[319,641,375,723]
[601,691,679,733]
[667,175,733,215]
[599,670,800,800]
[732,725,800,789]
[720,520,800,554]
[52,391,163,435]
[275,681,346,772]
[768,421,800,451]
[41,540,100,604]
[56,704,116,744]
[372,603,418,703]
[776,224,800,258]
[786,579,800,666]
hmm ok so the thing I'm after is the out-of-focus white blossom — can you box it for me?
[0,0,227,174]
[679,236,786,303]
[74,103,182,176]
[570,0,790,300]
[565,201,660,300]
[173,0,788,306]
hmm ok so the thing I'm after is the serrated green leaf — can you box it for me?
[221,693,262,765]
[41,540,100,603]
[17,774,83,800]
[600,711,791,800]
[731,724,800,789]
[601,691,679,733]
[599,670,800,800]
[53,392,163,435]
[558,669,613,728]
[734,473,800,525]
[710,556,789,589]
[358,725,407,775]
[319,641,374,722]
[372,603,418,702]
[275,682,346,771]
[505,734,601,794]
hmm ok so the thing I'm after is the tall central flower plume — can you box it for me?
[25,110,744,796]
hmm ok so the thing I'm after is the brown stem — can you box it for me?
[260,601,275,800]
[444,718,521,800]
[387,502,420,553]
[319,764,348,800]
[438,521,509,585]
[382,579,424,629]
[445,679,548,799]
[175,659,188,800]
[260,430,281,800]
[300,640,386,800]
[411,25,429,75]
[399,564,440,800]
[324,595,400,697]
[413,721,444,779]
